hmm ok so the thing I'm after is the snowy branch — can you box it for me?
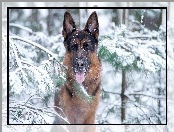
[9,38,26,79]
[9,23,33,33]
[102,89,165,100]
[127,92,166,100]
[10,36,67,71]
[10,36,56,58]
[9,100,70,124]
[101,88,120,95]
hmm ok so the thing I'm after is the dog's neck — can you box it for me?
[65,73,101,97]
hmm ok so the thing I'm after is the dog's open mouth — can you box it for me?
[75,72,85,84]
[73,57,90,84]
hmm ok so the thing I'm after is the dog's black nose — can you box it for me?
[77,59,84,67]
[73,57,90,73]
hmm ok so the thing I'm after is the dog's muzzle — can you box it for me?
[73,57,90,84]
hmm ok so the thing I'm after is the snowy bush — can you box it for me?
[8,30,68,124]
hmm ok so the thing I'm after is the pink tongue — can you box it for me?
[75,72,85,84]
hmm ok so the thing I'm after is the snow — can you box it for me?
[9,23,33,33]
[79,84,89,97]
[9,73,24,95]
[141,14,144,23]
[38,9,49,18]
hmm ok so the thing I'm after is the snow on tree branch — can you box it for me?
[99,24,166,72]
[9,23,33,33]
[9,33,68,124]
[10,36,56,61]
[9,99,69,124]
[102,89,166,100]
[10,36,67,71]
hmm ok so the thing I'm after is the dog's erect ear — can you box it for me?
[84,11,99,38]
[62,12,76,39]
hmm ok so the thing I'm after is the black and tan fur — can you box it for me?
[54,11,101,132]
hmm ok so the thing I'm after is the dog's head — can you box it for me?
[62,11,99,84]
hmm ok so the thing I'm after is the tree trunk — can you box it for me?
[113,8,128,123]
[122,9,126,24]
[47,10,52,36]
[79,3,88,29]
[121,9,128,124]
[121,70,127,123]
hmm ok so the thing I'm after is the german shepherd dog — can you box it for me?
[54,11,101,131]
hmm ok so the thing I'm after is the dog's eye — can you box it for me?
[83,43,90,51]
[71,45,77,51]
